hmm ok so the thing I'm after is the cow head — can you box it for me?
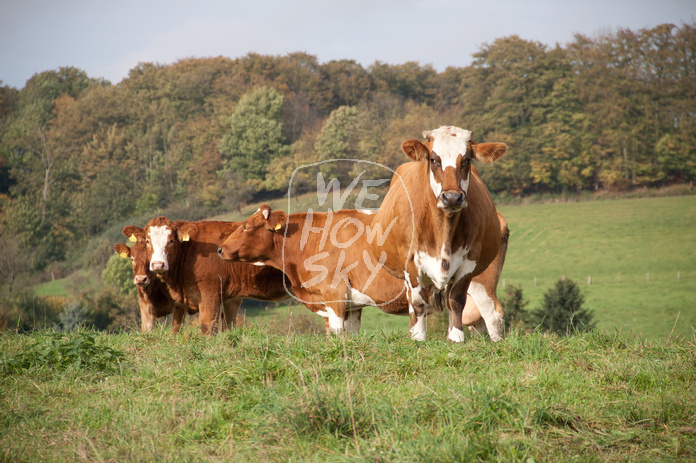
[401,126,506,213]
[114,242,151,287]
[218,204,286,263]
[123,217,198,274]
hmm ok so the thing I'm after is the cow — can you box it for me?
[125,218,290,335]
[369,126,507,342]
[113,240,194,332]
[217,205,509,337]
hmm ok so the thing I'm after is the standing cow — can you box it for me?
[218,205,509,337]
[369,126,507,342]
[125,217,290,335]
[113,240,194,332]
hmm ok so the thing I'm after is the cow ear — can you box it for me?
[122,225,144,243]
[401,139,429,162]
[256,204,272,220]
[267,210,287,232]
[178,223,198,242]
[114,243,131,259]
[471,142,507,164]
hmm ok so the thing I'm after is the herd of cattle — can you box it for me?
[114,126,510,342]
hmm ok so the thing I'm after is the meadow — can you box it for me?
[1,327,695,462]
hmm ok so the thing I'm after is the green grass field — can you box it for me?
[1,327,694,461]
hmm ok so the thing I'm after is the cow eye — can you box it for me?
[430,157,440,168]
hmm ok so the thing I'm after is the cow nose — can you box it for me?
[151,261,165,272]
[134,275,149,286]
[440,191,464,207]
[217,247,223,257]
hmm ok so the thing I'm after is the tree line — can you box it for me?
[0,22,694,285]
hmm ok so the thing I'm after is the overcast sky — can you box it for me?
[2,0,695,89]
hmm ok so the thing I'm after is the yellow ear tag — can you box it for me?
[119,251,128,258]
[274,223,282,231]
[182,233,190,242]
[128,235,137,242]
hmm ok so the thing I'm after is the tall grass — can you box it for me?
[1,326,695,461]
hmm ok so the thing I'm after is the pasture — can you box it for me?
[1,327,694,461]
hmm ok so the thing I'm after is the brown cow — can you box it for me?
[218,205,509,337]
[125,218,290,335]
[369,126,507,342]
[113,241,194,332]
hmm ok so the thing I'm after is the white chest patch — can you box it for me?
[349,289,376,307]
[415,245,474,290]
[148,226,171,271]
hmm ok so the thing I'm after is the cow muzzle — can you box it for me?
[439,190,467,211]
[150,261,167,273]
[218,246,238,261]
[134,275,150,286]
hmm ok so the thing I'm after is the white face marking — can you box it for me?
[428,126,472,169]
[467,281,504,342]
[344,310,361,333]
[148,226,171,271]
[429,169,443,200]
[448,326,465,343]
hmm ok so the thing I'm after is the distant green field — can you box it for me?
[497,196,696,341]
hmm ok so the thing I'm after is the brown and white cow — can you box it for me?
[125,217,290,335]
[113,241,194,332]
[369,126,507,342]
[218,207,406,334]
[218,205,509,337]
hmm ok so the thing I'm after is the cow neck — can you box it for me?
[416,165,468,258]
[155,241,187,305]
[266,215,306,290]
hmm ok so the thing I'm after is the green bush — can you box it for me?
[529,278,596,335]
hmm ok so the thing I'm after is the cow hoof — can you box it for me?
[448,327,465,343]
[409,328,427,341]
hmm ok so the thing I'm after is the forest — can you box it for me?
[0,22,694,330]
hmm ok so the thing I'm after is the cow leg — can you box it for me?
[448,278,472,343]
[198,294,221,336]
[467,281,504,342]
[462,295,487,336]
[221,298,242,330]
[406,280,427,341]
[139,299,156,332]
[344,309,362,334]
[171,304,186,333]
[316,304,345,335]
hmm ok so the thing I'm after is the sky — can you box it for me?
[1,0,695,89]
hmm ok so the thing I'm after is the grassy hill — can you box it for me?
[1,327,694,461]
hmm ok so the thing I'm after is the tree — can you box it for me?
[218,86,290,185]
[501,284,529,333]
[313,105,360,184]
[529,278,595,335]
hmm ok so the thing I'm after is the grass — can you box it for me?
[497,195,696,341]
[1,326,695,461]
